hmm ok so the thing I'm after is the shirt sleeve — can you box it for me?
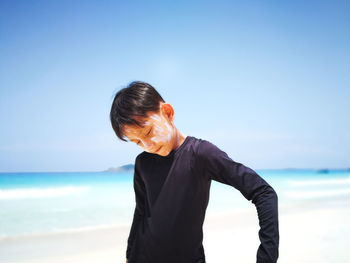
[197,139,279,263]
[126,155,146,260]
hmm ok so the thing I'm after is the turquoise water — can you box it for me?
[1,169,349,238]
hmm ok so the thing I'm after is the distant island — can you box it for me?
[103,164,134,173]
[316,168,329,173]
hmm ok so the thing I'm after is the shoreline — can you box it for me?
[3,194,349,241]
[1,197,349,263]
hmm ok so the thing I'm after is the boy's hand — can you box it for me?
[126,259,128,263]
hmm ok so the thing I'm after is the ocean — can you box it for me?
[1,169,349,239]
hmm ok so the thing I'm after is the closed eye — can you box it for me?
[133,127,152,145]
[147,127,152,136]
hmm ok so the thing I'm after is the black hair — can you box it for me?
[110,81,165,142]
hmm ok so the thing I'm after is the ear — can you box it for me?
[160,102,175,122]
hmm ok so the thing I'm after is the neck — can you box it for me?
[173,128,187,150]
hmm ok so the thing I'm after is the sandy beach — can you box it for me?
[1,196,349,263]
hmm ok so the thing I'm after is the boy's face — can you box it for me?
[122,103,176,156]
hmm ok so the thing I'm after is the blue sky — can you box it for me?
[0,0,349,172]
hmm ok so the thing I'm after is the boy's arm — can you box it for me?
[126,155,146,260]
[198,140,279,263]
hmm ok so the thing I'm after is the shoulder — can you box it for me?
[135,151,146,162]
[190,137,229,168]
[189,137,230,181]
[137,149,160,160]
[194,137,226,159]
[134,151,151,170]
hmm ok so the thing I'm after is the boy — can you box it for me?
[110,81,279,263]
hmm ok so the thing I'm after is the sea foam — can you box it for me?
[0,186,90,200]
[285,188,350,199]
[287,177,350,187]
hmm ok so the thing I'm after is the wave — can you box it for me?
[50,223,129,234]
[0,223,129,240]
[0,186,90,200]
[285,188,350,199]
[287,177,350,187]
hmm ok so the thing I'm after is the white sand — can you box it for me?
[203,197,350,263]
[1,197,349,263]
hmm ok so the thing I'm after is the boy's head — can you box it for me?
[110,81,185,156]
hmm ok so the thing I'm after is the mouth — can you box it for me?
[155,146,162,153]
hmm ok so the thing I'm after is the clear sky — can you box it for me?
[1,0,349,172]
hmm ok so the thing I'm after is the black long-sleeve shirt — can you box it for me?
[126,135,279,263]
